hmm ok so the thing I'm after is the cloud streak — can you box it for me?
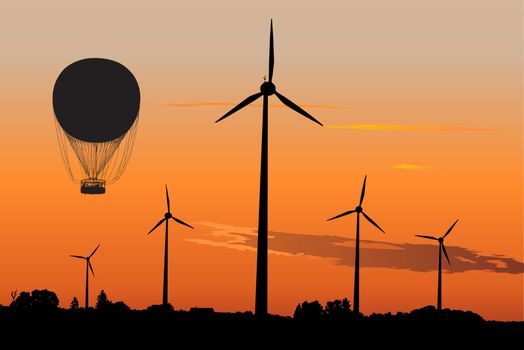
[190,222,523,274]
[326,124,494,132]
[165,102,341,109]
[393,164,430,171]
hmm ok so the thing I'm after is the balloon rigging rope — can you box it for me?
[54,115,139,185]
[104,116,139,184]
[54,120,80,183]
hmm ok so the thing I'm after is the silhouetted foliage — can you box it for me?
[10,291,31,311]
[70,296,79,310]
[293,303,302,319]
[324,298,352,320]
[294,300,323,321]
[10,290,17,302]
[111,301,131,313]
[294,298,354,321]
[96,289,111,310]
[0,290,521,344]
[10,289,59,312]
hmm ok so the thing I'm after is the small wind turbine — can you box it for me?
[327,176,385,314]
[415,219,459,311]
[71,244,100,309]
[216,19,322,318]
[147,185,194,306]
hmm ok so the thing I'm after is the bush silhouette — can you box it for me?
[10,289,59,312]
[294,300,323,321]
[324,298,352,320]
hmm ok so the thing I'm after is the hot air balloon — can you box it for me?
[52,58,140,194]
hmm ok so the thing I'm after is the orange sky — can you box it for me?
[0,1,522,321]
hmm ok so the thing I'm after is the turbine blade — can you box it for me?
[89,244,100,258]
[442,243,451,265]
[268,19,274,83]
[359,175,367,206]
[415,235,438,240]
[215,92,263,123]
[172,216,194,229]
[362,211,385,233]
[147,218,166,235]
[274,92,323,126]
[88,261,95,276]
[443,219,459,238]
[165,185,171,213]
[70,255,85,259]
[327,210,356,221]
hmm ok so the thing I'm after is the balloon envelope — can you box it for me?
[53,58,140,143]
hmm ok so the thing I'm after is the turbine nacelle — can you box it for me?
[327,176,385,234]
[438,237,444,243]
[260,81,276,96]
[147,185,194,235]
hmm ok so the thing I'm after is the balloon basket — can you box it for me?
[80,179,106,194]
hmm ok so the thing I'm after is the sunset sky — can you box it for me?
[0,1,522,321]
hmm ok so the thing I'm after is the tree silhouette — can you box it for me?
[293,303,302,319]
[70,297,79,310]
[10,291,31,311]
[10,290,59,312]
[10,290,17,302]
[294,300,323,321]
[96,290,111,310]
[324,298,352,320]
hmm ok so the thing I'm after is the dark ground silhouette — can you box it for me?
[1,289,521,345]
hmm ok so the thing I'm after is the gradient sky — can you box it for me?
[0,1,522,321]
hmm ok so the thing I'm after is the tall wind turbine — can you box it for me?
[147,185,194,306]
[216,20,323,317]
[70,244,100,309]
[415,219,459,311]
[327,176,385,315]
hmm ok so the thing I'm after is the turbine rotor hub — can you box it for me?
[165,212,172,219]
[438,237,443,243]
[260,81,276,96]
[355,206,363,213]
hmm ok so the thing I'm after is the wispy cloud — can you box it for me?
[326,124,494,132]
[165,102,341,109]
[189,222,524,274]
[393,164,430,171]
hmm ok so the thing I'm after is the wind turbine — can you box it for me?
[147,185,194,306]
[415,219,459,311]
[70,244,100,309]
[327,176,385,315]
[215,20,323,318]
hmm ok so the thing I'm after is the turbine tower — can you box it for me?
[327,176,385,315]
[415,219,459,310]
[216,20,323,317]
[147,185,194,306]
[70,244,100,309]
